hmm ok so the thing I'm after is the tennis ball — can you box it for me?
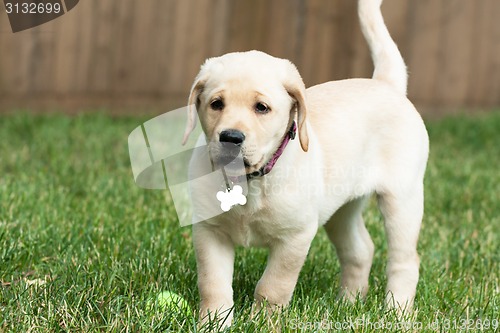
[147,291,192,316]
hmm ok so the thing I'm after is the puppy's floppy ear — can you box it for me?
[283,61,309,152]
[182,79,205,145]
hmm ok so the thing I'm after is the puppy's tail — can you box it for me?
[358,0,407,95]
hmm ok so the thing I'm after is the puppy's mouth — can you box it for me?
[210,146,245,176]
[213,154,239,166]
[209,142,265,175]
[244,157,263,173]
[212,153,263,176]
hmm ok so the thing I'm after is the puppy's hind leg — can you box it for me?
[324,196,374,302]
[377,183,423,313]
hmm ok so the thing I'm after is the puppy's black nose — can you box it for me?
[219,130,245,145]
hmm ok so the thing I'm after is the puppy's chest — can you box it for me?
[222,193,288,248]
[224,207,275,248]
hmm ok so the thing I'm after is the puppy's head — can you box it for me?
[183,51,308,174]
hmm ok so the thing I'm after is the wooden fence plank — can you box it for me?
[209,0,231,56]
[52,3,79,94]
[299,0,323,86]
[486,0,500,106]
[436,0,476,107]
[315,0,337,84]
[72,0,93,93]
[331,0,358,81]
[86,0,116,93]
[406,0,444,106]
[155,1,180,95]
[264,0,296,59]
[110,0,136,94]
[467,0,491,106]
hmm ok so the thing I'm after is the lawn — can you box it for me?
[0,111,498,332]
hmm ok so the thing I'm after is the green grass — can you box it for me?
[0,111,498,332]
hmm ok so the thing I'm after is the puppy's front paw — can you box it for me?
[250,299,284,332]
[198,303,234,331]
[385,291,415,317]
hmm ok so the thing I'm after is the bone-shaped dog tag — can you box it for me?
[216,185,247,212]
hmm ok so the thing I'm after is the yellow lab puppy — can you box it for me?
[183,0,428,327]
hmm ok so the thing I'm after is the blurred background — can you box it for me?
[0,0,499,116]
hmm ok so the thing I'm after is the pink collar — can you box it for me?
[247,121,297,179]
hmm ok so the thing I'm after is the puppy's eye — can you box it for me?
[255,102,270,114]
[210,99,224,111]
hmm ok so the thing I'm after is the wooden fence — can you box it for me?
[0,0,499,114]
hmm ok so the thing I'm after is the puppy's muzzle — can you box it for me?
[210,129,246,170]
[219,129,245,146]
